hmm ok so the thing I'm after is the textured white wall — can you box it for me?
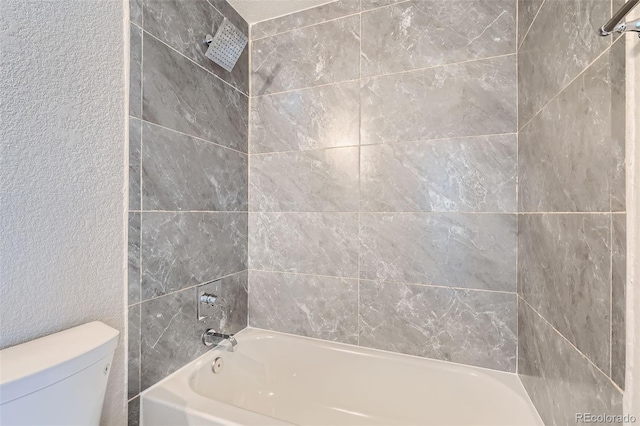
[0,0,127,424]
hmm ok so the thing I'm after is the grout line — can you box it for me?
[252,53,517,99]
[251,269,517,295]
[252,10,363,42]
[131,210,249,213]
[250,132,519,156]
[250,0,414,42]
[142,30,249,98]
[137,119,248,156]
[129,210,624,215]
[515,0,519,376]
[357,6,362,347]
[138,270,250,305]
[518,36,624,132]
[517,0,546,52]
[519,296,624,395]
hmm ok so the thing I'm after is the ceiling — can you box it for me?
[227,0,337,24]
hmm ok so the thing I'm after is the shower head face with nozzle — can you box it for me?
[204,18,248,72]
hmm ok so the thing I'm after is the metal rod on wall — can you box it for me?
[599,0,640,36]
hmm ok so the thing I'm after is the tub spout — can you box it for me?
[201,329,238,352]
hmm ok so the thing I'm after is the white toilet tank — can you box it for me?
[0,321,119,426]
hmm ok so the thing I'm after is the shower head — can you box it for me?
[204,18,248,72]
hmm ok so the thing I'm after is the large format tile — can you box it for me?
[249,212,358,277]
[250,82,359,153]
[610,40,626,212]
[142,34,248,152]
[128,212,141,305]
[141,123,248,212]
[518,214,611,372]
[360,135,517,212]
[361,0,515,77]
[517,0,610,126]
[212,270,249,333]
[359,213,517,291]
[129,119,141,211]
[517,0,543,48]
[519,47,624,212]
[143,0,249,93]
[130,24,142,119]
[130,0,142,27]
[250,147,359,212]
[518,300,623,424]
[611,214,626,389]
[251,0,360,40]
[128,397,140,426]
[360,0,405,11]
[207,0,249,38]
[359,281,517,371]
[128,305,140,399]
[141,212,247,300]
[361,55,516,144]
[249,270,358,344]
[140,288,208,390]
[251,15,360,95]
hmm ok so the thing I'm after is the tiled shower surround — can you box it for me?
[248,0,519,372]
[126,0,627,423]
[126,0,249,424]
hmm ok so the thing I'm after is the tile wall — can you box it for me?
[516,0,626,422]
[248,0,520,373]
[127,1,249,424]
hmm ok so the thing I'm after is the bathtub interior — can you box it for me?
[143,328,542,426]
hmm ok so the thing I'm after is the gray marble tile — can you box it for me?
[361,55,516,145]
[128,396,139,426]
[250,147,359,212]
[517,0,611,126]
[359,281,517,371]
[128,305,140,399]
[610,39,626,212]
[251,15,360,95]
[517,0,543,48]
[361,0,515,77]
[360,135,517,212]
[129,119,141,211]
[142,33,248,152]
[249,270,358,344]
[360,213,517,291]
[130,0,142,27]
[141,212,247,300]
[140,288,209,390]
[128,212,141,305]
[249,212,358,277]
[518,300,623,425]
[202,270,249,335]
[250,81,359,154]
[143,0,249,94]
[207,0,249,35]
[518,214,611,372]
[251,0,360,40]
[129,24,142,119]
[519,47,624,212]
[360,0,405,11]
[141,122,248,212]
[611,214,626,389]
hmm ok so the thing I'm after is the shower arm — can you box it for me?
[599,0,640,36]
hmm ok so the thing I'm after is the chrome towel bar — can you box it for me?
[600,0,640,36]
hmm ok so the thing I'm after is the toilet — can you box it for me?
[0,321,119,425]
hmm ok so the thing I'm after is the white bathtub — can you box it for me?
[141,328,542,426]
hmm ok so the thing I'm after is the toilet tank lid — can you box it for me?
[0,321,119,404]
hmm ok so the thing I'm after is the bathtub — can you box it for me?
[141,328,542,426]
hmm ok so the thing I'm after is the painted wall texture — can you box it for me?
[0,0,126,424]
